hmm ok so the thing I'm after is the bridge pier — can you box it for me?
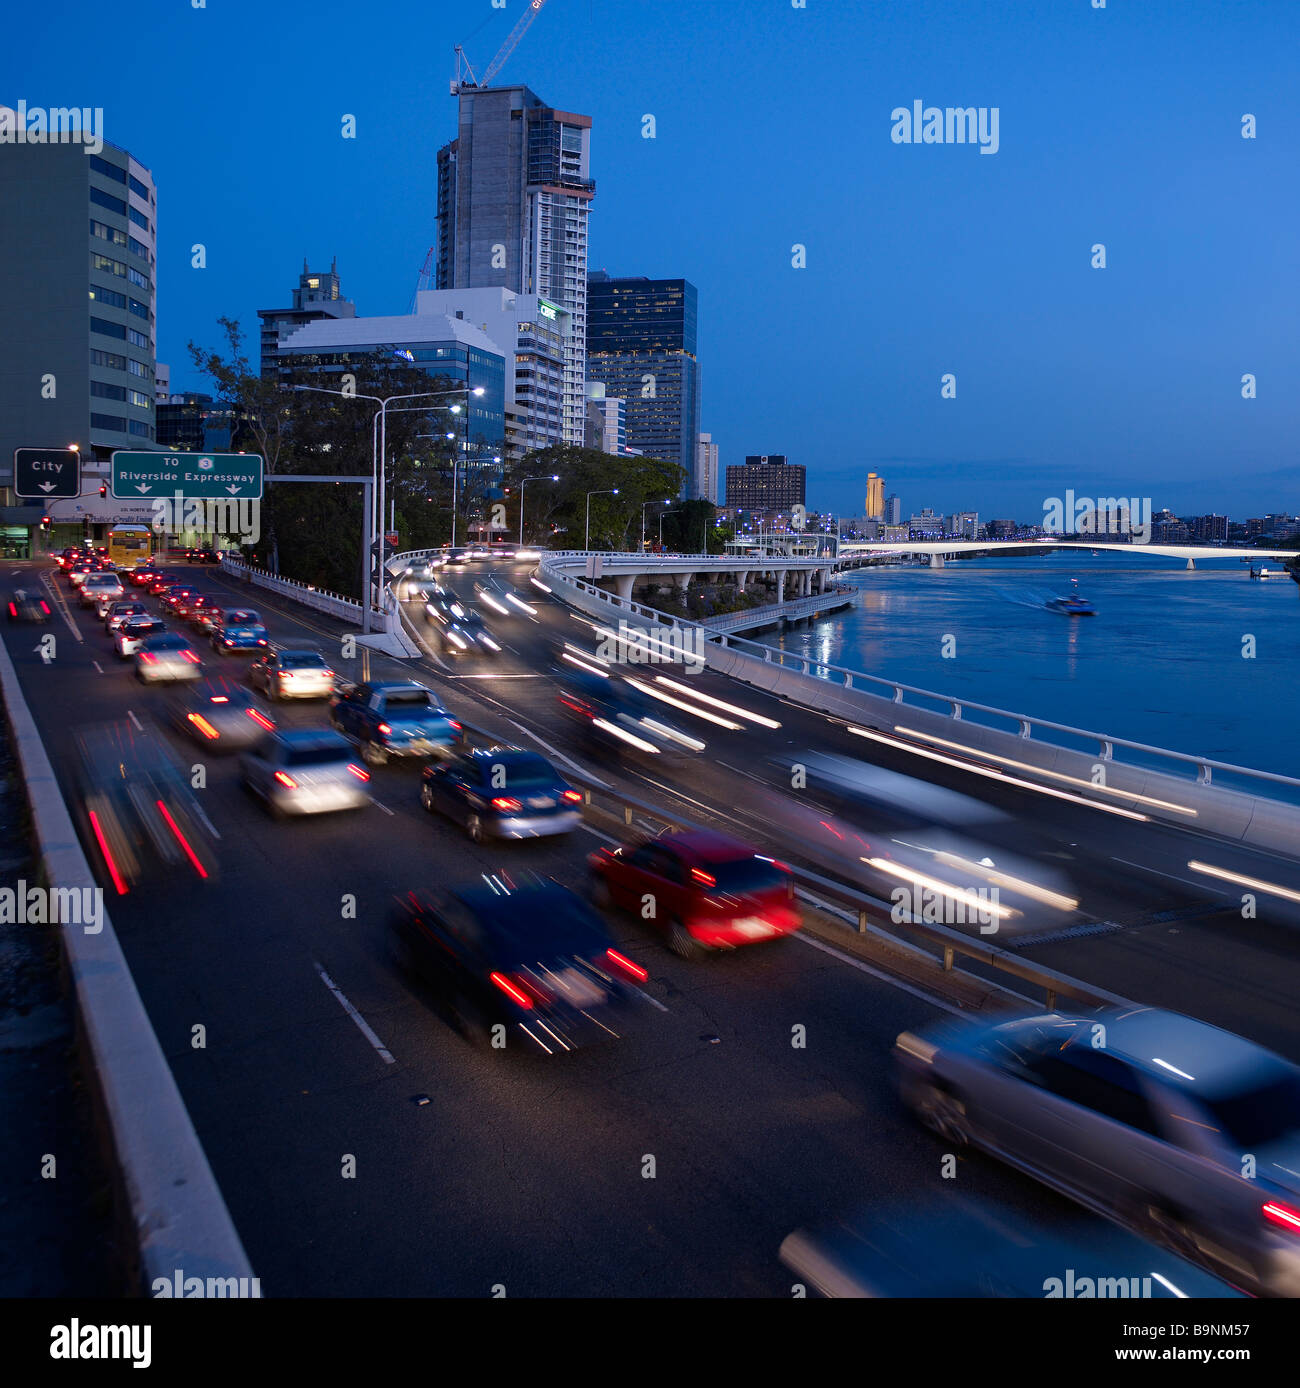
[735,570,750,593]
[614,574,635,601]
[1186,558,1195,570]
[929,553,945,569]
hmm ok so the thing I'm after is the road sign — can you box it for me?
[111,451,264,500]
[385,531,399,546]
[14,447,81,499]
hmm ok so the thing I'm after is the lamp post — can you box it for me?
[641,498,670,554]
[585,488,619,551]
[658,507,685,551]
[518,474,559,545]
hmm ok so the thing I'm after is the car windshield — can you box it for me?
[148,635,188,650]
[123,619,159,631]
[478,754,554,786]
[1199,1068,1300,1150]
[698,857,788,895]
[468,891,609,966]
[281,654,327,670]
[282,744,348,768]
[225,611,259,625]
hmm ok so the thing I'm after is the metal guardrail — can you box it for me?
[220,557,388,629]
[540,555,1300,801]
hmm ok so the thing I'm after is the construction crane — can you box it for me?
[452,0,550,94]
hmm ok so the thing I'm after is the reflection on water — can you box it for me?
[774,554,1300,775]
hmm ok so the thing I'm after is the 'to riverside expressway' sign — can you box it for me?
[111,451,264,500]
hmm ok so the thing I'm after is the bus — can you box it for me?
[107,525,154,569]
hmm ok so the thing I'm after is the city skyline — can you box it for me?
[3,0,1296,521]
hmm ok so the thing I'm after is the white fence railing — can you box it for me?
[220,557,387,629]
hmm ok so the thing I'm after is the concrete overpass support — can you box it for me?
[734,570,750,593]
[1187,558,1195,570]
[615,575,636,601]
[673,572,690,596]
[929,553,945,569]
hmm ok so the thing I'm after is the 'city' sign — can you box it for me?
[111,452,264,500]
[14,447,81,499]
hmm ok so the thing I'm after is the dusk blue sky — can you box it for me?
[6,0,1298,520]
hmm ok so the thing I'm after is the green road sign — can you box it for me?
[111,451,264,500]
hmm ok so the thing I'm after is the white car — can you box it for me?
[104,601,150,633]
[135,631,203,682]
[80,573,124,608]
[247,649,336,701]
[115,615,166,657]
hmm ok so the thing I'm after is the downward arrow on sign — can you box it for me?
[38,482,55,493]
[225,485,242,495]
[135,485,151,494]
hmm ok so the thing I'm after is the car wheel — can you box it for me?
[466,813,484,843]
[362,738,387,767]
[667,917,705,960]
[420,783,435,814]
[910,1081,971,1147]
[589,874,613,909]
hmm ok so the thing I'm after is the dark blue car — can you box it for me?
[210,606,269,655]
[420,747,583,842]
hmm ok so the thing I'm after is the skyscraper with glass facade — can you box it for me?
[585,273,700,497]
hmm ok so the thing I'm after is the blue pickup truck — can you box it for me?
[329,681,464,767]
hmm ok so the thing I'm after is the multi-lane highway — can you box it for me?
[6,553,1300,1296]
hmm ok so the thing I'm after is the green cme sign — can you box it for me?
[111,451,264,501]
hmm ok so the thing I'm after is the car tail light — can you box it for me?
[39,601,49,614]
[448,719,462,731]
[247,709,275,730]
[691,868,717,887]
[257,638,267,645]
[346,764,369,782]
[186,713,220,740]
[491,796,522,811]
[88,809,130,896]
[1263,1201,1300,1234]
[489,972,534,1009]
[210,695,229,703]
[181,649,201,664]
[274,771,298,789]
[606,948,648,982]
[377,722,392,736]
[6,604,14,617]
[561,789,582,804]
[156,799,209,880]
[279,671,294,680]
[224,638,234,646]
[139,653,157,664]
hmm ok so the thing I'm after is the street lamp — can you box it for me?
[518,474,559,545]
[641,498,671,554]
[585,488,619,551]
[658,508,684,551]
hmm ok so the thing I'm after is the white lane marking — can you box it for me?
[369,796,394,816]
[189,798,222,840]
[314,962,396,1064]
[127,710,143,731]
[40,573,82,643]
[579,822,617,844]
[506,719,611,786]
[792,931,967,1018]
[1110,856,1230,895]
[91,660,103,674]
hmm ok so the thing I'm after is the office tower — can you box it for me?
[584,382,626,455]
[695,432,719,504]
[257,258,356,376]
[885,493,902,525]
[154,361,170,402]
[586,272,700,494]
[0,118,159,549]
[437,86,594,446]
[866,471,884,519]
[725,455,806,512]
[274,297,507,459]
[419,286,569,458]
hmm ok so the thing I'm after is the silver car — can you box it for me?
[81,572,125,609]
[896,1006,1300,1296]
[241,729,370,818]
[104,600,150,633]
[135,631,203,683]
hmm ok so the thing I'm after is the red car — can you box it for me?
[130,565,160,587]
[588,829,801,959]
[163,587,199,617]
[187,594,221,630]
[147,572,178,597]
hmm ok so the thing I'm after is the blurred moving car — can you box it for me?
[7,589,51,623]
[896,1006,1300,1297]
[103,600,149,633]
[66,560,94,588]
[420,747,582,842]
[330,681,461,764]
[115,615,166,658]
[79,571,124,608]
[169,677,276,752]
[240,729,370,817]
[778,1189,1239,1298]
[75,719,219,893]
[129,563,160,587]
[556,664,705,759]
[161,585,200,617]
[249,648,335,701]
[209,607,269,655]
[186,547,219,563]
[433,605,502,657]
[389,876,649,1054]
[589,830,800,959]
[186,594,221,632]
[135,631,203,683]
[146,571,179,597]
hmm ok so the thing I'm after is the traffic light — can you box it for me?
[99,484,107,498]
[41,517,50,530]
